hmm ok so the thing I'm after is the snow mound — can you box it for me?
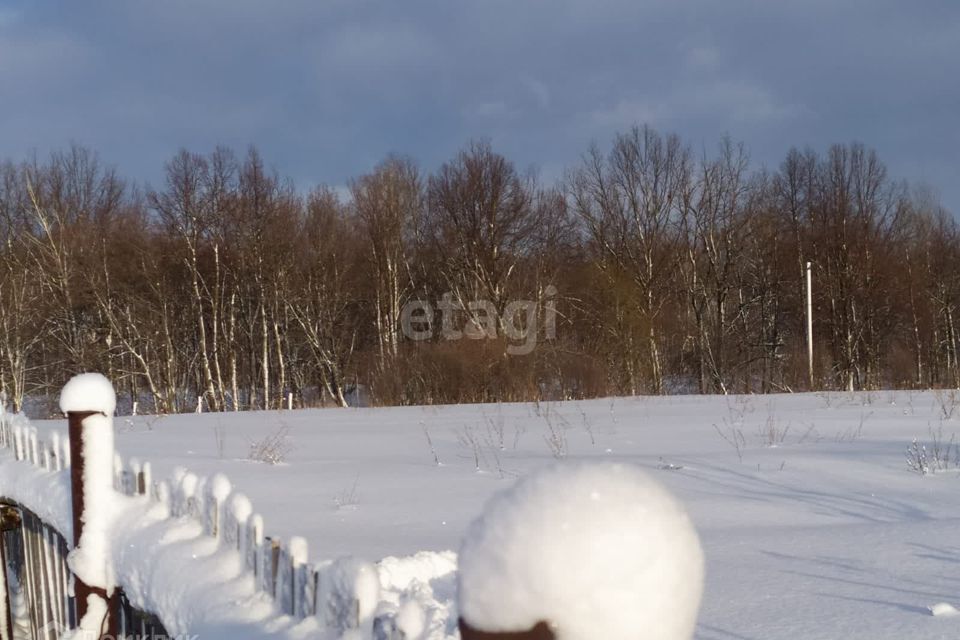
[457,462,704,640]
[379,550,458,594]
[929,602,960,617]
[59,373,117,416]
[375,551,459,640]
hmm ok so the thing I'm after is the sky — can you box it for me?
[0,0,957,212]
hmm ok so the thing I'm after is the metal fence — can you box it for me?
[1,499,167,640]
[1,502,74,640]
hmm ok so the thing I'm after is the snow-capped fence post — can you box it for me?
[314,557,380,634]
[262,536,281,596]
[223,493,251,553]
[288,537,309,618]
[457,463,705,640]
[138,462,151,496]
[246,513,264,582]
[50,432,62,471]
[62,373,120,640]
[27,428,38,466]
[12,424,23,461]
[204,474,232,539]
[277,545,294,614]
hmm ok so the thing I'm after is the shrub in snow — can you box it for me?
[905,426,959,475]
[906,439,930,475]
[457,462,704,640]
[248,425,292,464]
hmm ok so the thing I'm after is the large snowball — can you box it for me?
[458,462,704,640]
[59,373,117,416]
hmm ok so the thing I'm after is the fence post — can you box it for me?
[456,463,704,640]
[0,505,18,640]
[62,373,120,640]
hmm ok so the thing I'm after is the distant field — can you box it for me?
[31,390,960,639]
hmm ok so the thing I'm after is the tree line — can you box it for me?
[0,126,956,415]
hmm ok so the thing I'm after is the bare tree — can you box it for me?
[570,126,692,393]
[286,187,358,407]
[351,156,420,367]
[805,144,907,390]
[149,150,223,409]
[426,141,542,330]
[680,137,755,393]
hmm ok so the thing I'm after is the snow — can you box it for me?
[376,551,458,638]
[59,373,117,417]
[929,603,960,618]
[7,390,960,638]
[230,492,254,524]
[106,491,289,637]
[69,412,117,591]
[395,599,426,637]
[0,415,72,536]
[63,594,109,640]
[457,462,703,640]
[302,556,381,636]
[289,536,309,565]
[0,446,327,639]
[209,472,233,502]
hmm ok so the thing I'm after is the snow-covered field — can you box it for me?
[26,391,960,639]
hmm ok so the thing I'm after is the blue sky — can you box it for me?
[0,1,957,211]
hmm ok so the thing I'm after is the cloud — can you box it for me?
[524,78,551,110]
[468,101,513,119]
[589,99,663,129]
[0,1,955,213]
[315,23,437,72]
[698,80,809,124]
[0,27,95,87]
[0,7,20,28]
[587,79,806,132]
[685,46,720,70]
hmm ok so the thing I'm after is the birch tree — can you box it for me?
[351,156,420,368]
[570,126,691,393]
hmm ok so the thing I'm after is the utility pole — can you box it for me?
[806,261,814,390]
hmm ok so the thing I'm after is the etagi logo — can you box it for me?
[400,287,558,356]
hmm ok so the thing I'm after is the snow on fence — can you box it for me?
[0,377,379,640]
[1,374,707,640]
[111,456,378,632]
